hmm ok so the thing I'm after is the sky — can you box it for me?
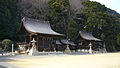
[90,0,120,14]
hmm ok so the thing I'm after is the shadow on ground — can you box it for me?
[0,57,17,62]
[0,65,7,68]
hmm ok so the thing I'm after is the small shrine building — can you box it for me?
[76,31,106,52]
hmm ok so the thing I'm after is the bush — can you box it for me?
[2,39,13,52]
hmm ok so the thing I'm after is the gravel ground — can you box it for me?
[0,52,120,68]
[0,54,69,68]
[0,57,20,68]
[0,62,20,68]
[0,53,88,68]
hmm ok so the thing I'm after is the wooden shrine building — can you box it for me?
[76,31,103,51]
[18,17,63,52]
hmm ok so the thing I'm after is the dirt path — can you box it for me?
[8,53,120,68]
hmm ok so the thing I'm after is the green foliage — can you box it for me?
[0,0,20,40]
[48,0,71,38]
[2,39,13,51]
[82,0,107,13]
[49,0,69,13]
[68,20,78,41]
[102,15,120,51]
[48,0,70,23]
[117,33,120,45]
[48,0,78,40]
[74,13,87,31]
[82,1,108,31]
[48,0,70,22]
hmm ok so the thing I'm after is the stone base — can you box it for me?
[28,46,39,56]
[64,45,71,54]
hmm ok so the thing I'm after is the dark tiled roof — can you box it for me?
[56,40,62,45]
[22,17,63,36]
[79,31,101,41]
[60,39,76,46]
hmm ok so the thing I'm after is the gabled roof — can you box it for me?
[56,40,62,45]
[79,31,102,41]
[22,17,63,36]
[60,39,76,46]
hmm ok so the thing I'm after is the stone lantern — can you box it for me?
[64,39,71,54]
[88,42,92,54]
[28,38,39,56]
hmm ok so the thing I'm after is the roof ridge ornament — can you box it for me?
[31,38,36,43]
[22,17,26,22]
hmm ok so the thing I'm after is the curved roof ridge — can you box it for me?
[79,31,101,41]
[22,17,63,36]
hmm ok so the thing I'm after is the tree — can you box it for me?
[103,16,120,51]
[116,33,120,50]
[68,20,78,41]
[2,39,13,51]
[0,0,20,40]
[82,0,108,32]
[117,33,120,45]
[18,0,49,19]
[74,13,87,31]
[48,0,78,40]
[48,0,70,33]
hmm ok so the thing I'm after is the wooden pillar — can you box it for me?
[30,34,32,42]
[29,34,32,49]
[50,38,52,51]
[24,36,26,42]
[54,37,56,52]
[30,34,32,46]
[42,37,45,52]
[49,37,52,51]
[37,35,39,51]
